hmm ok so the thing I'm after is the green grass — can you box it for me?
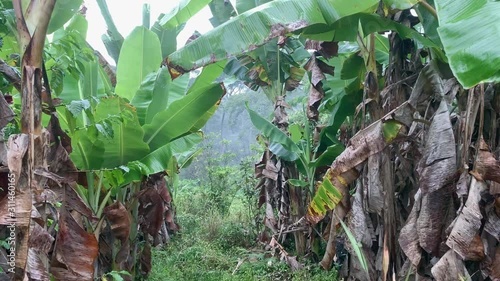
[148,192,338,281]
[149,231,339,281]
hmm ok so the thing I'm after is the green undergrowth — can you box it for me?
[149,139,337,280]
[148,187,338,281]
[149,210,337,281]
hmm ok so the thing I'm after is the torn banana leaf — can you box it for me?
[306,102,413,224]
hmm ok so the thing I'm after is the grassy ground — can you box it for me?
[148,193,338,281]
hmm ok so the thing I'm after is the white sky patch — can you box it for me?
[85,0,212,64]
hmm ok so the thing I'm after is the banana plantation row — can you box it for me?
[0,0,499,280]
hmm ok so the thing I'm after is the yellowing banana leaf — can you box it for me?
[436,0,500,87]
[307,104,412,224]
[167,0,379,73]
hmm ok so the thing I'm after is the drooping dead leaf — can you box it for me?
[348,180,373,247]
[343,181,376,279]
[304,40,338,59]
[140,243,152,276]
[0,94,15,128]
[307,86,324,120]
[491,182,500,196]
[417,100,456,194]
[304,55,334,120]
[64,182,97,222]
[399,190,422,266]
[307,102,414,224]
[6,134,29,181]
[50,207,98,281]
[431,250,471,280]
[398,98,456,256]
[365,155,385,214]
[330,102,413,177]
[29,223,54,255]
[446,177,487,260]
[25,223,54,280]
[484,207,500,241]
[488,247,500,279]
[137,188,164,238]
[27,248,50,281]
[272,96,289,126]
[407,62,446,115]
[254,149,279,233]
[474,139,500,183]
[417,186,453,256]
[103,201,131,243]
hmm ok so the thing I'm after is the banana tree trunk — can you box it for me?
[10,0,55,278]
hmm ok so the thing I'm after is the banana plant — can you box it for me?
[1,0,222,279]
[167,0,448,276]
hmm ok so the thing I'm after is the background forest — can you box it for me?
[0,0,500,280]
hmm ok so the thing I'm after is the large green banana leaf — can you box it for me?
[167,0,379,73]
[46,0,83,33]
[65,13,88,40]
[208,0,235,27]
[96,0,124,63]
[96,95,152,168]
[139,133,203,176]
[151,20,178,58]
[70,130,105,170]
[142,83,225,151]
[131,71,159,126]
[131,67,189,126]
[382,0,418,10]
[188,61,226,132]
[415,0,441,48]
[436,0,500,88]
[246,104,301,160]
[146,73,189,124]
[56,60,108,132]
[235,0,272,14]
[329,13,437,47]
[120,132,203,183]
[115,26,162,102]
[71,96,150,169]
[159,0,212,29]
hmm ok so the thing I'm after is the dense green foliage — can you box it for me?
[2,0,500,280]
